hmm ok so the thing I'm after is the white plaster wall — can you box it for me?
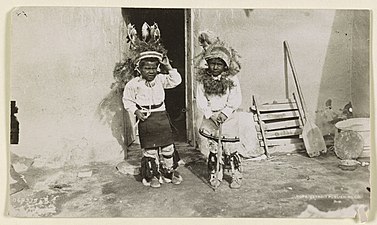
[193,9,348,114]
[192,9,370,151]
[10,7,125,167]
[192,9,369,123]
[351,10,370,117]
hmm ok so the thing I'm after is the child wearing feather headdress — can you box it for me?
[122,22,183,188]
[196,32,243,189]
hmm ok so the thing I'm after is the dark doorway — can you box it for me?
[121,8,187,142]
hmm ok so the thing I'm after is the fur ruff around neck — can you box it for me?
[197,69,235,96]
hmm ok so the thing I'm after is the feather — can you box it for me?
[141,22,150,42]
[149,23,156,41]
[150,23,160,42]
[198,32,210,49]
[126,23,137,46]
[154,27,161,42]
[198,31,217,49]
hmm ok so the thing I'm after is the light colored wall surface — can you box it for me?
[351,10,370,117]
[11,7,125,167]
[10,8,370,164]
[192,9,370,135]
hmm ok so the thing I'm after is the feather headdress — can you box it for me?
[126,22,167,66]
[97,22,167,127]
[196,31,241,76]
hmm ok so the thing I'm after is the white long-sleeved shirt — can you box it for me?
[196,75,242,119]
[123,69,182,114]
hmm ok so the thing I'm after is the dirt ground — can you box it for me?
[9,142,370,218]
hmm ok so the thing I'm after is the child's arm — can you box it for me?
[159,56,182,89]
[221,76,242,118]
[196,83,213,119]
[123,81,148,121]
[160,69,182,89]
[122,81,138,115]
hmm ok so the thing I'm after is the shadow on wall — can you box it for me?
[96,63,135,159]
[315,10,370,137]
[243,9,254,17]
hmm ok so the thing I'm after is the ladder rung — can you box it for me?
[255,111,300,121]
[265,128,302,138]
[265,98,296,104]
[264,119,301,131]
[268,142,306,154]
[251,102,298,112]
[260,138,303,146]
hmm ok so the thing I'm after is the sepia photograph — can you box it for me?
[8,7,371,219]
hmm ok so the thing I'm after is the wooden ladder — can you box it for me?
[251,94,305,155]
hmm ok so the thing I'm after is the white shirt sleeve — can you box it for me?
[159,69,182,89]
[122,80,138,115]
[221,76,242,118]
[196,82,213,119]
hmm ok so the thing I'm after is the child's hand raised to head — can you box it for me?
[160,56,173,71]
